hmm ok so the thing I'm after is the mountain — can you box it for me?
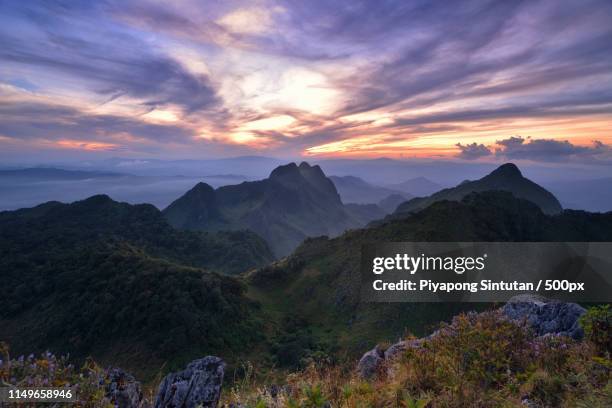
[386,176,442,196]
[393,163,562,216]
[0,166,249,211]
[4,189,611,377]
[344,203,387,224]
[163,162,373,257]
[329,175,412,204]
[248,191,612,358]
[378,193,407,213]
[0,195,273,376]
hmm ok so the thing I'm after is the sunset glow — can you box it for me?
[1,1,611,163]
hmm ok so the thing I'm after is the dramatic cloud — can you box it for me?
[0,3,222,115]
[0,0,611,160]
[456,143,492,160]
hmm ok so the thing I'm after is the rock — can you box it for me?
[521,397,538,407]
[383,338,424,360]
[383,341,407,360]
[154,356,225,408]
[502,295,586,340]
[105,368,148,408]
[357,345,384,378]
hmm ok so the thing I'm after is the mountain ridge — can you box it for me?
[329,175,411,205]
[392,162,562,216]
[163,162,381,257]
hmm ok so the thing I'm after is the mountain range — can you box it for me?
[329,175,411,205]
[248,190,612,359]
[3,162,611,377]
[385,176,443,197]
[163,162,383,257]
[0,195,273,375]
[392,163,562,217]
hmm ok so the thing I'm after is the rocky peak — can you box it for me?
[487,163,523,180]
[184,182,216,200]
[269,162,301,181]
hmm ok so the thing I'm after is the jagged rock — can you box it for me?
[502,295,586,340]
[154,356,225,408]
[105,368,148,408]
[357,345,384,378]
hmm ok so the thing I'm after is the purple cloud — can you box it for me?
[495,137,611,162]
[456,142,492,160]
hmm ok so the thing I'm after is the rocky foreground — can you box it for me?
[357,295,587,379]
[2,296,608,408]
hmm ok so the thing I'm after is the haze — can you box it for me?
[1,1,611,211]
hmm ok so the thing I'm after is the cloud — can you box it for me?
[455,136,612,163]
[0,2,223,115]
[318,0,612,119]
[0,101,194,144]
[1,0,612,159]
[456,142,492,160]
[495,136,612,162]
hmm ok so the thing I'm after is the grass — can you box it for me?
[3,305,611,407]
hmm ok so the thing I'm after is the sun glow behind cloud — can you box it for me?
[0,0,611,162]
[55,139,121,151]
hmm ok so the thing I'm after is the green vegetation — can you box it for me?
[580,305,612,357]
[225,308,612,407]
[0,195,272,376]
[2,189,611,384]
[0,342,152,407]
[247,191,612,363]
[4,306,610,407]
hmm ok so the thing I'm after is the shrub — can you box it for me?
[580,305,612,356]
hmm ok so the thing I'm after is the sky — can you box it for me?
[1,0,612,164]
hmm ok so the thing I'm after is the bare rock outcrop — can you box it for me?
[356,345,384,379]
[357,296,587,378]
[105,368,149,408]
[154,356,225,408]
[502,294,586,340]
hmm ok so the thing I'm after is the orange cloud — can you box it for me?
[55,139,121,151]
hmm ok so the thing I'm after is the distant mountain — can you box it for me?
[0,195,273,372]
[163,162,370,257]
[330,175,411,204]
[0,167,250,211]
[378,193,407,213]
[344,203,387,224]
[0,167,123,180]
[386,176,442,196]
[248,191,612,357]
[393,163,562,216]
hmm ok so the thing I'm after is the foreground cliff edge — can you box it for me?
[2,297,610,408]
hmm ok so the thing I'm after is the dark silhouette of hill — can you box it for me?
[393,163,562,216]
[0,195,273,371]
[248,191,611,357]
[163,162,381,257]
